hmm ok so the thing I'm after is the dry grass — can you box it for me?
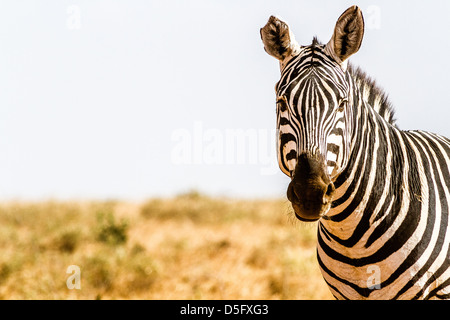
[0,192,333,299]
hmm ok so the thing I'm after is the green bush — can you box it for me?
[96,211,128,246]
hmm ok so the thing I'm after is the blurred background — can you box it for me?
[1,0,450,301]
[1,0,450,201]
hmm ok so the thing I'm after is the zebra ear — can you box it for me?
[260,16,301,66]
[326,6,364,69]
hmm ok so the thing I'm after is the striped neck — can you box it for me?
[315,72,407,299]
[321,70,399,238]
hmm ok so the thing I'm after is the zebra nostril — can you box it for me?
[287,183,300,204]
[288,182,311,206]
[322,183,335,205]
[326,182,335,197]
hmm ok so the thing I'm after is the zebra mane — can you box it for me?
[311,36,321,48]
[348,64,397,126]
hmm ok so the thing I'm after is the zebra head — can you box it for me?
[261,6,364,221]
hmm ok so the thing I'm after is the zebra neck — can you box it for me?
[347,64,396,126]
[321,97,401,242]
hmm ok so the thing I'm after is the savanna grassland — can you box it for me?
[0,192,333,299]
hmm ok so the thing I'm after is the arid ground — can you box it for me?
[0,192,333,299]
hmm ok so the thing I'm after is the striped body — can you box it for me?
[319,71,450,299]
[261,7,450,299]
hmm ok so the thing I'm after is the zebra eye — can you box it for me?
[338,98,348,112]
[277,96,288,112]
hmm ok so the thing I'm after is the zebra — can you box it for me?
[260,6,450,299]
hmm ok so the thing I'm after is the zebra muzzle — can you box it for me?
[287,152,335,221]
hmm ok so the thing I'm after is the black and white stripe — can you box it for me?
[276,39,352,179]
[317,69,450,299]
[261,6,450,299]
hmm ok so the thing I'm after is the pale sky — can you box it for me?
[1,0,450,200]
